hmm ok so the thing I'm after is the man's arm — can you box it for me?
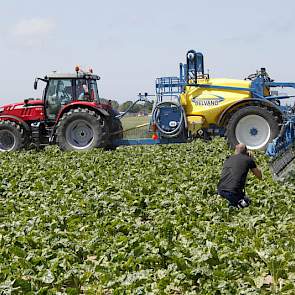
[251,167,262,180]
[247,152,262,180]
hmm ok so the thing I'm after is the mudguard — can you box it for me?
[0,115,31,132]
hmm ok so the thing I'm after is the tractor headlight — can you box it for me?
[0,107,4,113]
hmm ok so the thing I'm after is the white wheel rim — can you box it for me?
[0,130,16,151]
[235,115,271,150]
[65,119,94,150]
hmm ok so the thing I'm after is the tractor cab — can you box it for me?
[34,67,101,120]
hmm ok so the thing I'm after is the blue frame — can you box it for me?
[112,136,186,147]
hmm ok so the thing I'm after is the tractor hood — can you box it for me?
[0,99,43,113]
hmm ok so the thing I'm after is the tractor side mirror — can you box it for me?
[34,79,38,90]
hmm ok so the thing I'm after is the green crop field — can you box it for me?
[1,139,295,294]
[121,116,150,130]
[121,116,150,139]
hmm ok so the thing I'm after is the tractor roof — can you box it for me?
[44,72,100,80]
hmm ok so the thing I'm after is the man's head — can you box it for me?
[82,84,89,94]
[235,143,248,155]
[57,81,65,92]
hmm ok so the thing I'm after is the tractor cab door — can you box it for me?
[75,79,99,102]
[45,79,74,120]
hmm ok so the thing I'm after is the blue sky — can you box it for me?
[0,0,295,104]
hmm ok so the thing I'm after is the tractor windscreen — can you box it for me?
[45,79,73,119]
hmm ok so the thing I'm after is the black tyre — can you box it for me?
[104,117,123,150]
[56,108,103,151]
[226,106,280,150]
[0,121,26,152]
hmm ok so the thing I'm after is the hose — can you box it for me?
[152,101,185,138]
[116,98,153,119]
[115,99,142,119]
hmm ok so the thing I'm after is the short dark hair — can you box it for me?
[235,144,247,154]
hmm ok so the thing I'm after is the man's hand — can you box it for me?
[251,167,262,180]
[247,151,253,158]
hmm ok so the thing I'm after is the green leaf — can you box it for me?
[41,270,55,284]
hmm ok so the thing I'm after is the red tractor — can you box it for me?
[0,67,122,151]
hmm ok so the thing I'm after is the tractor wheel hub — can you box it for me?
[0,130,16,151]
[65,120,94,149]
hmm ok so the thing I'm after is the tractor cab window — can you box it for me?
[45,79,73,120]
[89,80,99,101]
[76,79,99,102]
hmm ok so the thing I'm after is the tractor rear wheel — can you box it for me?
[56,108,103,151]
[0,121,26,152]
[226,106,279,150]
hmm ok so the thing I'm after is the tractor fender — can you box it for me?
[55,104,109,124]
[217,99,284,126]
[0,115,31,133]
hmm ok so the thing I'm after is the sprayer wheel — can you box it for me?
[226,106,279,150]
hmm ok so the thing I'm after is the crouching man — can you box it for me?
[217,144,262,209]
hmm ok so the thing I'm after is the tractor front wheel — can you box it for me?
[0,121,26,152]
[56,108,103,151]
[226,106,280,150]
